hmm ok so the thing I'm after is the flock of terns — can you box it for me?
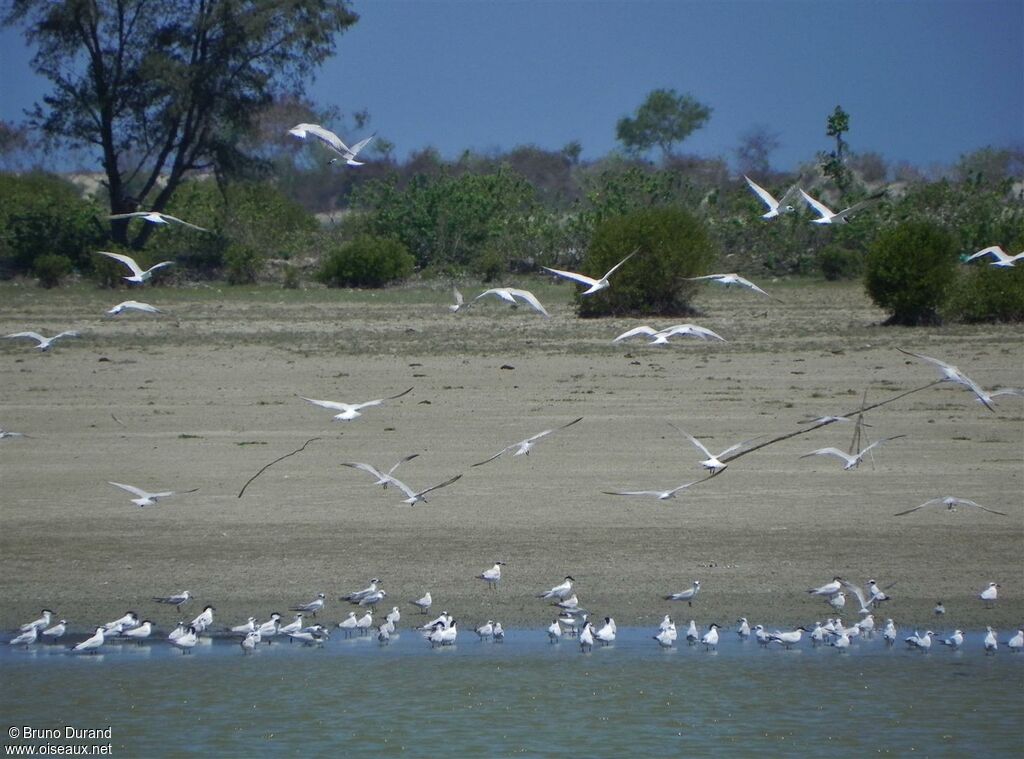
[2,121,1020,662]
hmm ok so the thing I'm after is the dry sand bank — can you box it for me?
[1,280,1021,633]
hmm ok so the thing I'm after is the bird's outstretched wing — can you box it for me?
[288,123,349,155]
[109,481,148,498]
[799,189,835,219]
[613,326,658,342]
[158,213,208,232]
[4,331,45,344]
[341,462,387,480]
[744,176,779,210]
[301,397,347,412]
[507,288,550,317]
[541,266,599,288]
[96,251,144,277]
[600,251,636,280]
[524,416,583,444]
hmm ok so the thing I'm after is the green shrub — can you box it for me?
[864,221,958,325]
[946,264,1024,323]
[0,173,106,278]
[33,254,73,288]
[316,235,414,288]
[224,242,263,285]
[575,206,718,317]
[819,244,864,281]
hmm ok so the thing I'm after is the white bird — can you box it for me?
[828,591,846,612]
[809,622,826,647]
[701,623,721,650]
[300,387,412,422]
[654,624,677,648]
[555,594,586,612]
[104,611,140,634]
[800,188,884,224]
[341,455,420,490]
[448,285,466,313]
[337,612,359,637]
[1007,630,1023,652]
[190,606,215,634]
[122,621,153,644]
[839,579,885,615]
[292,593,326,617]
[905,630,934,652]
[799,415,868,426]
[685,620,700,646]
[477,562,506,589]
[72,627,106,654]
[357,590,387,608]
[800,436,904,470]
[579,622,595,652]
[429,620,458,647]
[9,626,38,647]
[257,613,282,642]
[343,579,380,603]
[965,245,1024,268]
[355,612,374,635]
[493,622,505,642]
[168,622,187,643]
[558,612,587,636]
[979,582,999,607]
[856,615,875,637]
[171,626,198,653]
[279,614,304,639]
[883,619,897,646]
[940,630,964,650]
[386,607,401,627]
[287,123,373,166]
[769,626,808,649]
[604,480,700,501]
[20,610,54,632]
[0,429,28,440]
[894,496,1006,517]
[736,618,751,639]
[538,576,576,601]
[41,620,67,641]
[241,631,261,654]
[984,627,998,654]
[386,472,463,505]
[472,417,583,467]
[541,251,635,296]
[152,591,192,611]
[756,624,773,647]
[665,580,701,606]
[230,617,257,635]
[685,272,774,299]
[110,481,197,508]
[472,287,550,318]
[743,175,800,219]
[548,619,563,642]
[96,250,175,284]
[831,631,851,651]
[897,348,995,411]
[613,324,726,345]
[934,601,946,616]
[419,612,452,633]
[290,625,329,647]
[410,592,432,614]
[671,424,753,473]
[107,211,208,232]
[808,578,843,597]
[106,300,162,316]
[595,617,617,644]
[475,620,494,639]
[4,330,81,351]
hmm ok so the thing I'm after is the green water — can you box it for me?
[2,630,1021,756]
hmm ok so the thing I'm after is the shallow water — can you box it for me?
[2,629,1021,756]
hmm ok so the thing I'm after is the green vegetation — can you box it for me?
[33,253,72,288]
[316,234,415,288]
[616,89,712,160]
[864,221,959,325]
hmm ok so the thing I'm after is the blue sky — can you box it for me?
[1,0,1021,173]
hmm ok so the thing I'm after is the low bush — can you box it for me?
[946,263,1024,323]
[819,244,864,281]
[316,235,415,288]
[33,254,73,288]
[864,221,958,325]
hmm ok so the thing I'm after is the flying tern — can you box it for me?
[0,429,28,440]
[800,188,884,224]
[106,300,161,316]
[109,481,198,507]
[108,211,208,231]
[4,331,81,351]
[685,272,775,299]
[604,480,700,501]
[96,251,175,284]
[386,473,463,505]
[449,286,466,313]
[287,123,374,166]
[541,251,635,296]
[613,324,726,344]
[471,287,550,317]
[300,387,413,422]
[743,175,800,219]
[965,245,1024,268]
[472,417,583,467]
[897,348,995,411]
[671,424,754,473]
[894,496,1006,517]
[800,435,904,470]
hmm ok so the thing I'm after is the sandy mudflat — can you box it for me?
[0,279,1021,633]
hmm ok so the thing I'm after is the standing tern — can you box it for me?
[979,582,999,607]
[104,611,140,634]
[934,601,946,615]
[537,576,575,601]
[477,562,506,589]
[493,622,505,642]
[594,617,617,644]
[410,592,432,614]
[808,578,843,597]
[9,626,38,648]
[355,612,374,635]
[20,610,54,632]
[292,593,326,617]
[701,623,721,650]
[664,580,701,606]
[241,631,261,654]
[41,620,67,641]
[769,627,809,649]
[654,624,677,648]
[940,630,964,650]
[171,626,198,654]
[472,417,583,467]
[471,287,550,318]
[474,620,494,639]
[337,612,358,637]
[604,480,700,501]
[152,591,192,611]
[894,496,1006,517]
[800,188,884,224]
[984,627,998,654]
[736,618,751,639]
[108,211,208,232]
[4,331,81,351]
[279,614,304,639]
[828,592,846,612]
[800,435,905,470]
[230,618,257,635]
[965,245,1024,268]
[257,614,281,642]
[685,620,699,646]
[109,481,198,507]
[343,579,380,603]
[300,387,413,422]
[671,424,755,473]
[541,251,635,296]
[743,175,800,219]
[122,621,153,644]
[905,630,934,652]
[72,627,106,654]
[579,622,594,652]
[685,272,775,299]
[190,606,215,634]
[897,348,995,411]
[882,619,897,646]
[1007,630,1023,652]
[548,619,562,642]
[96,251,175,284]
